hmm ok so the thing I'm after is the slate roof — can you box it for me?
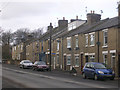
[53,16,120,39]
[26,16,120,45]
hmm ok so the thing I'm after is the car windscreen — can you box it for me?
[37,62,46,65]
[24,61,31,63]
[94,64,106,69]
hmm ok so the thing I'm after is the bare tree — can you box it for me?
[13,28,30,45]
[31,28,43,39]
[0,27,3,34]
[1,29,13,60]
[2,30,13,45]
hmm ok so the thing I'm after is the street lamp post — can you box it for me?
[49,23,53,71]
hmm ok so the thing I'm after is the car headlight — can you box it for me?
[112,71,115,74]
[98,71,104,74]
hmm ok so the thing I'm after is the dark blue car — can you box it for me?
[82,62,115,80]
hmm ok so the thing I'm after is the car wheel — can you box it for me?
[22,65,24,69]
[94,74,98,80]
[110,77,114,80]
[82,73,86,79]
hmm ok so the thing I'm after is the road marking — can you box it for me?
[3,67,117,88]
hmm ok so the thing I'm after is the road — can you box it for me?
[2,64,119,89]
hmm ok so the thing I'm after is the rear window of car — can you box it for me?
[24,60,31,63]
[36,61,46,65]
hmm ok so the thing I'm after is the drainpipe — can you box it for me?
[97,31,100,62]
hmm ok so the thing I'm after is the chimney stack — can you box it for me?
[63,17,65,20]
[58,17,68,31]
[87,11,101,24]
[47,23,53,32]
[76,15,78,20]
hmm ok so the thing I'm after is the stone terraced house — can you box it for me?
[12,2,120,77]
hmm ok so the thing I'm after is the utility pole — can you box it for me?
[49,23,53,71]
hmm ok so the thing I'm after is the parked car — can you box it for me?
[82,62,115,80]
[19,60,33,69]
[32,61,49,71]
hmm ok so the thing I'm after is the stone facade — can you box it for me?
[12,3,120,77]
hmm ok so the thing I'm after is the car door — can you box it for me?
[84,63,90,77]
[88,64,95,78]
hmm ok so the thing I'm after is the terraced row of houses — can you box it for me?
[12,2,120,77]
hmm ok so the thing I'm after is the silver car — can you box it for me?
[19,60,33,69]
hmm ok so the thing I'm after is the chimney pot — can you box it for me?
[91,10,93,13]
[76,15,78,20]
[50,23,52,26]
[63,17,65,20]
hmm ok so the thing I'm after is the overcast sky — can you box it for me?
[0,0,119,33]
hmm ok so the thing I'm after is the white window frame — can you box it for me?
[103,54,108,65]
[67,37,71,48]
[89,55,95,62]
[57,42,59,51]
[103,29,108,47]
[75,37,79,48]
[89,32,95,46]
[75,55,79,67]
[67,55,71,65]
[85,34,88,47]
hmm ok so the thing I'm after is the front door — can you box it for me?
[64,56,66,70]
[85,56,88,63]
[53,57,56,69]
[111,53,115,71]
[81,54,83,71]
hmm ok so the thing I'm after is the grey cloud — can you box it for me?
[1,2,57,20]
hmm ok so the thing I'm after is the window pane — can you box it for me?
[104,31,108,45]
[57,42,59,50]
[85,35,88,46]
[90,55,95,62]
[76,38,78,47]
[67,56,71,65]
[67,39,71,48]
[90,34,95,45]
[75,56,79,66]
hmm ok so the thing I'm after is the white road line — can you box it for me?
[2,67,116,88]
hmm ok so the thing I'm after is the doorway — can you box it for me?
[111,53,115,71]
[81,54,83,71]
[64,56,66,70]
[85,55,88,63]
